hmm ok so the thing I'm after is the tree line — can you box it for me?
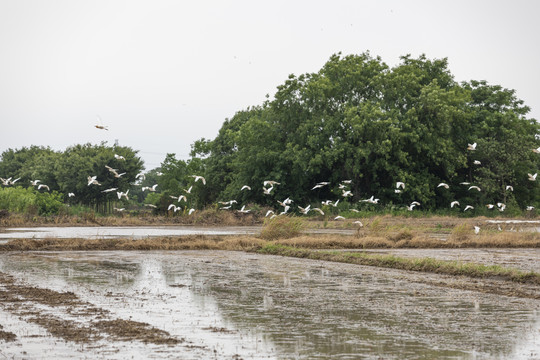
[1,53,539,215]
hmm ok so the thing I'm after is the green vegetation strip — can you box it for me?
[257,243,540,285]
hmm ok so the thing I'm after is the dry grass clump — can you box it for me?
[0,235,266,252]
[259,216,305,240]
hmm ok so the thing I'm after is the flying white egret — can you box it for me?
[527,206,535,211]
[241,185,251,191]
[334,216,345,220]
[87,176,101,186]
[95,115,108,130]
[114,207,125,212]
[533,147,540,153]
[528,173,537,181]
[265,210,275,217]
[238,205,250,213]
[263,180,280,187]
[437,183,449,189]
[411,201,421,206]
[0,177,11,186]
[342,190,353,197]
[459,182,470,185]
[114,154,125,161]
[191,175,206,185]
[395,189,402,193]
[338,184,347,190]
[354,220,363,227]
[263,186,274,195]
[467,143,477,150]
[473,160,481,165]
[486,204,494,209]
[362,196,379,204]
[450,201,460,208]
[220,205,231,210]
[311,184,325,190]
[101,188,118,193]
[506,185,513,191]
[464,205,474,211]
[37,184,50,191]
[311,207,323,215]
[188,208,196,215]
[396,182,405,189]
[168,204,181,212]
[30,180,41,186]
[341,180,352,184]
[136,173,145,181]
[468,186,481,191]
[184,186,193,194]
[68,193,75,197]
[298,205,311,214]
[117,190,129,200]
[144,204,157,208]
[497,203,506,212]
[142,184,158,192]
[407,204,416,211]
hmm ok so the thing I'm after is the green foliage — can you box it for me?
[191,52,539,212]
[0,187,64,215]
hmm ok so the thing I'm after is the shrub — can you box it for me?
[259,216,305,240]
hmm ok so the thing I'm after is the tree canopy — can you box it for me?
[191,52,539,212]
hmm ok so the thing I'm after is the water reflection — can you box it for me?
[0,251,539,359]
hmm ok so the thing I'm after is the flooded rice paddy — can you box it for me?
[0,226,356,242]
[1,250,539,359]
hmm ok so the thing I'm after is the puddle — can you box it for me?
[0,250,539,359]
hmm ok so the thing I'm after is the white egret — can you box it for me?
[101,188,118,193]
[506,185,513,191]
[312,207,325,215]
[191,175,206,185]
[263,180,280,187]
[188,208,196,215]
[114,207,125,212]
[87,176,101,186]
[528,173,537,181]
[486,204,494,209]
[30,180,41,186]
[238,205,250,213]
[184,186,193,194]
[265,210,275,217]
[342,190,353,197]
[114,154,125,161]
[263,186,274,195]
[241,185,251,191]
[527,206,535,211]
[474,226,480,235]
[533,147,540,153]
[473,160,481,165]
[334,216,345,220]
[437,183,449,189]
[396,182,405,189]
[450,201,460,208]
[464,205,474,211]
[68,193,75,197]
[298,205,311,214]
[467,143,477,150]
[37,184,50,191]
[468,186,481,191]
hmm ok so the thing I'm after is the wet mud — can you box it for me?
[0,250,539,359]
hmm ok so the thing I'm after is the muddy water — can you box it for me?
[0,251,539,359]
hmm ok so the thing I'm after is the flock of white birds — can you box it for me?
[2,122,538,233]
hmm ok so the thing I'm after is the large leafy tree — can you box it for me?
[192,52,539,211]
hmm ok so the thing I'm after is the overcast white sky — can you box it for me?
[1,0,539,169]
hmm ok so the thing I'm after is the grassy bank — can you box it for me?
[257,243,540,285]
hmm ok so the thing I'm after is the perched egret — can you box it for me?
[474,226,480,235]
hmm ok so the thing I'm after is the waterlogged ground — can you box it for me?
[0,251,539,359]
